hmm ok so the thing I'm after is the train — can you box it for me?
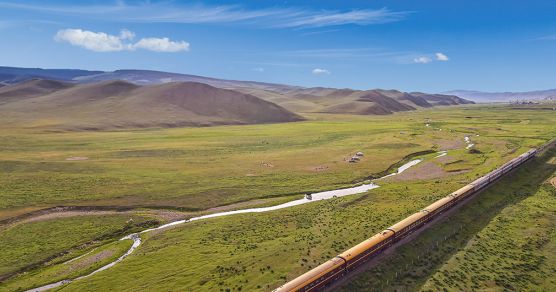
[275,146,547,292]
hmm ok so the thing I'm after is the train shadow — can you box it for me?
[337,148,556,291]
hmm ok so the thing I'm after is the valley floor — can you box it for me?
[1,105,555,291]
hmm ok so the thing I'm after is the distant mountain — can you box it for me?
[411,92,474,106]
[261,87,474,115]
[0,66,300,92]
[0,66,474,125]
[0,79,302,130]
[0,66,102,85]
[443,89,556,103]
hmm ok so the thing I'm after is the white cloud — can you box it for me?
[312,68,331,75]
[119,29,135,40]
[276,8,408,28]
[435,52,449,61]
[132,37,189,52]
[413,56,432,64]
[251,67,264,72]
[2,2,410,29]
[54,28,189,53]
[55,29,126,52]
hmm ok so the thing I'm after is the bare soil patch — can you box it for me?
[0,207,188,230]
[435,139,464,150]
[384,161,462,182]
[68,249,115,272]
[17,210,120,225]
[436,155,457,164]
[145,209,188,222]
[551,177,556,189]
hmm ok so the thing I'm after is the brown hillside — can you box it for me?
[0,79,73,104]
[267,87,455,115]
[319,91,415,115]
[411,92,474,105]
[127,82,303,124]
[398,93,433,108]
[320,101,394,115]
[357,91,416,111]
[0,80,303,130]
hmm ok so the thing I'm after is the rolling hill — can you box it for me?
[239,87,473,114]
[0,79,74,104]
[0,80,303,130]
[0,66,474,128]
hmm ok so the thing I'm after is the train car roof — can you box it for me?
[274,257,344,292]
[337,230,394,261]
[387,211,428,233]
[470,175,487,186]
[449,184,474,198]
[423,196,455,213]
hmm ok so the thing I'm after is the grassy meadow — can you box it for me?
[340,148,556,291]
[0,214,157,281]
[2,105,555,218]
[0,105,555,291]
[1,239,133,292]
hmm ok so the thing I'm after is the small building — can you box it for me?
[305,193,312,200]
[349,156,360,163]
[355,152,364,157]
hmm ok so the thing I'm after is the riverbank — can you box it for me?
[25,159,423,291]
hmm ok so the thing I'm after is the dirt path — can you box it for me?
[0,207,188,231]
[0,196,300,231]
[12,210,123,225]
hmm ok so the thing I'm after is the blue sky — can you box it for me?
[1,0,555,92]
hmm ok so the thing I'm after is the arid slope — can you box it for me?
[0,80,303,129]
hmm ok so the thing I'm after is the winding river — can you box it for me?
[28,158,424,291]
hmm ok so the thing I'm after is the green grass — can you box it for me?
[53,150,555,291]
[339,148,556,291]
[420,156,556,291]
[0,239,133,292]
[1,105,555,219]
[0,105,555,290]
[0,214,157,279]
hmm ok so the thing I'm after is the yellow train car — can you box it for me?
[449,184,474,200]
[339,230,395,270]
[277,146,547,291]
[422,196,455,215]
[274,257,345,292]
[386,210,429,239]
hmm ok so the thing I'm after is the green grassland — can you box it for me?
[1,239,133,292]
[340,148,556,291]
[0,214,157,281]
[2,105,555,219]
[421,152,556,291]
[0,105,555,291]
